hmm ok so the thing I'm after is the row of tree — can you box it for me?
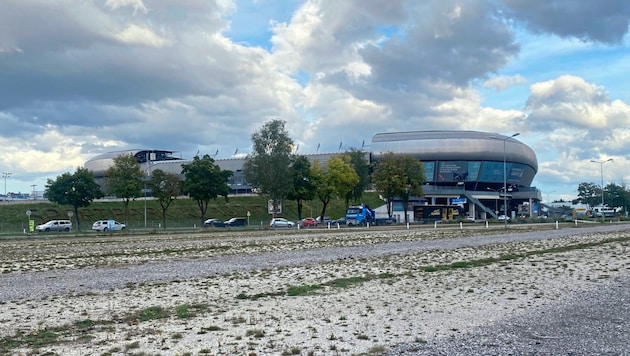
[574,182,630,210]
[45,119,428,229]
[241,120,426,223]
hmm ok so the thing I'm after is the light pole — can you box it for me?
[144,165,153,229]
[143,152,155,229]
[489,133,520,228]
[591,158,613,219]
[2,172,11,200]
[502,133,519,227]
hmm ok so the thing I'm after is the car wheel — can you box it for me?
[103,227,108,231]
[64,227,70,232]
[45,228,50,232]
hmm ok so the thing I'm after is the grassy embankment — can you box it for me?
[0,192,385,233]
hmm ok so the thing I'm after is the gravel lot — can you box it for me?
[0,223,629,355]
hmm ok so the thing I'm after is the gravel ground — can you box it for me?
[387,275,630,355]
[1,224,627,302]
[0,223,629,355]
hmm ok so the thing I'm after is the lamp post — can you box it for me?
[489,133,520,228]
[144,165,153,229]
[502,133,519,227]
[2,172,11,201]
[143,152,155,229]
[590,158,613,220]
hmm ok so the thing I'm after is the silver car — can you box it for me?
[36,220,72,232]
[269,217,295,228]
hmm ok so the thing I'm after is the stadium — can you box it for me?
[84,130,541,221]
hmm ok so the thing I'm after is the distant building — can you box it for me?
[84,130,542,220]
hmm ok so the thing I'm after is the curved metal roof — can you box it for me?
[371,130,538,172]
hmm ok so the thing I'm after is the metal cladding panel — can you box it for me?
[371,130,538,172]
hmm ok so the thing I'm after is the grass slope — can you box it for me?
[0,192,385,233]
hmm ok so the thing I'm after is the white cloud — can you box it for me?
[113,24,169,47]
[484,75,526,91]
[525,75,630,131]
[105,0,148,15]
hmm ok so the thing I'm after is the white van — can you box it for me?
[36,220,72,232]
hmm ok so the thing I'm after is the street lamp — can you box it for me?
[2,172,11,200]
[502,133,519,227]
[144,164,154,229]
[489,133,520,228]
[590,158,613,217]
[143,151,155,229]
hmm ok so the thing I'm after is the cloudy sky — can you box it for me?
[1,0,629,202]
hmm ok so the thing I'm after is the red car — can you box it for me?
[300,217,318,228]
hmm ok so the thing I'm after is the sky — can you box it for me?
[1,0,630,203]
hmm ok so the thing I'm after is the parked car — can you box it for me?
[331,217,346,225]
[315,216,332,225]
[92,220,126,231]
[36,220,72,232]
[270,217,295,228]
[224,217,248,227]
[300,217,318,228]
[497,215,510,220]
[203,218,226,228]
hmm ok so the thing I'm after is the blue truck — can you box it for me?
[345,204,375,226]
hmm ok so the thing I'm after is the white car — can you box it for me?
[497,215,510,220]
[92,220,126,231]
[269,217,295,228]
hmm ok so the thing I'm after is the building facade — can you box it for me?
[84,130,542,220]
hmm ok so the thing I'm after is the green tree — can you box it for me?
[575,182,600,207]
[45,167,104,230]
[343,148,370,206]
[243,119,294,215]
[181,154,232,223]
[605,182,630,213]
[311,156,359,221]
[286,155,317,220]
[104,154,144,224]
[372,153,426,222]
[148,169,181,229]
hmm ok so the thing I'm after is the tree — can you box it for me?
[311,156,359,221]
[45,167,104,230]
[605,182,630,213]
[104,154,144,224]
[343,148,370,206]
[286,155,317,220]
[181,154,232,223]
[575,182,600,207]
[243,119,294,215]
[148,169,181,229]
[372,153,426,222]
